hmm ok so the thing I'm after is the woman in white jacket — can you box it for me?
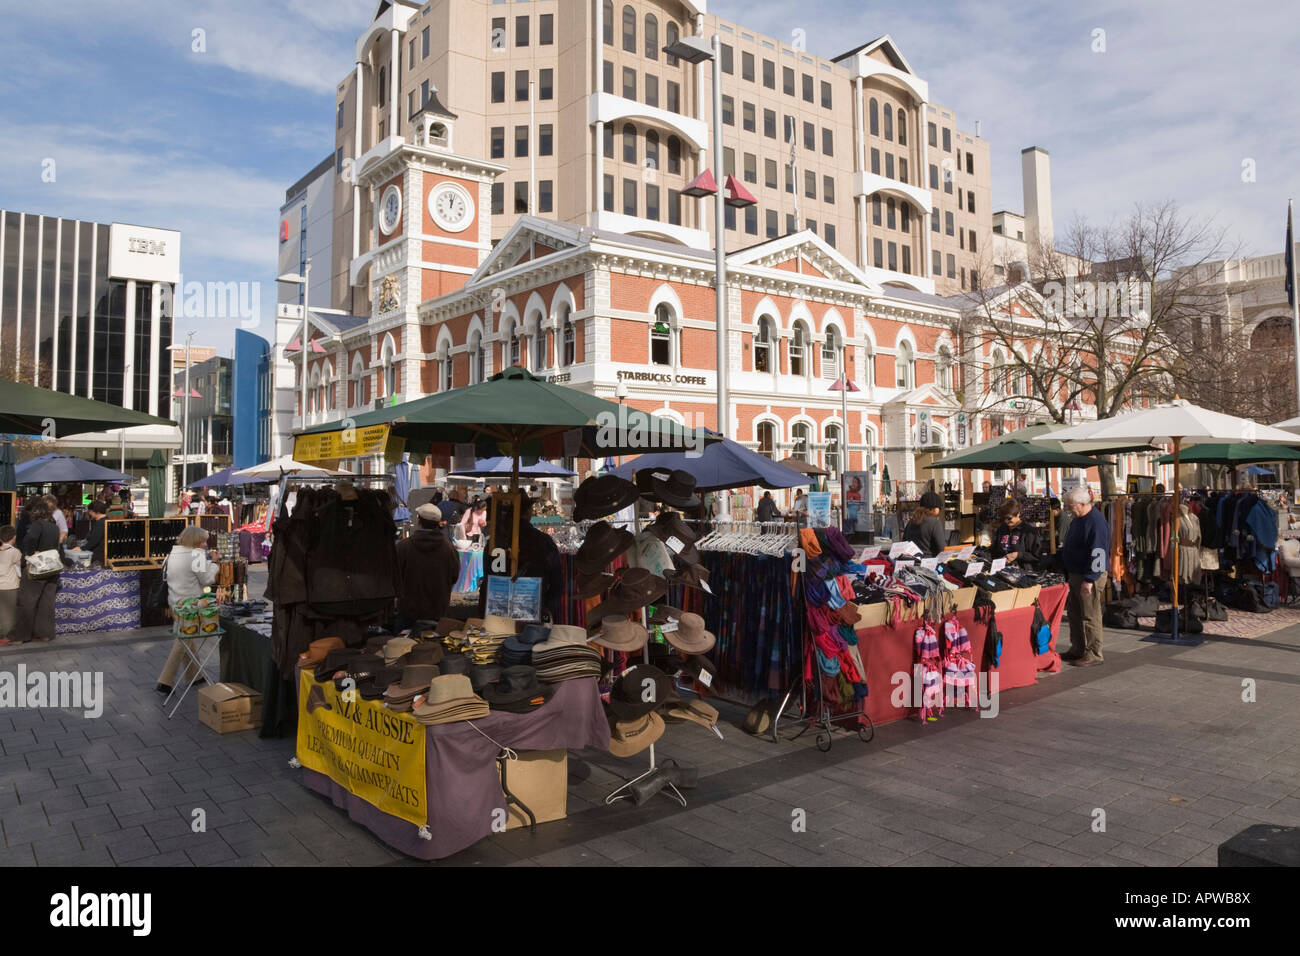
[156,526,219,693]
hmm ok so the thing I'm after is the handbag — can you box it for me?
[146,554,171,612]
[1029,600,1051,655]
[25,549,63,580]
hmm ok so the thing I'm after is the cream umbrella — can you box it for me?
[1052,399,1300,639]
[232,455,344,481]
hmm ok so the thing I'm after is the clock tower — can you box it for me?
[349,91,506,403]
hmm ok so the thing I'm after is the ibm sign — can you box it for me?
[107,223,181,284]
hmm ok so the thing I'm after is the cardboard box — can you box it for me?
[985,588,1018,613]
[1014,585,1043,608]
[197,682,263,734]
[856,601,890,629]
[951,587,977,611]
[498,749,567,829]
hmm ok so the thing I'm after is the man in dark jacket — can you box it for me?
[394,504,461,631]
[756,491,778,524]
[902,491,947,557]
[82,499,109,565]
[1060,486,1110,666]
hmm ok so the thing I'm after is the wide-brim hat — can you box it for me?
[649,605,685,626]
[314,648,361,683]
[483,665,555,712]
[407,642,445,666]
[333,653,385,689]
[533,624,590,653]
[678,654,717,686]
[575,521,635,575]
[608,664,673,719]
[387,663,438,698]
[591,614,649,652]
[589,567,668,623]
[358,666,406,699]
[576,570,615,599]
[663,698,719,732]
[663,611,715,654]
[439,652,470,675]
[299,637,345,665]
[649,469,701,509]
[435,617,462,637]
[483,614,517,637]
[646,511,699,557]
[519,623,551,645]
[418,673,476,708]
[469,664,503,695]
[667,561,711,592]
[573,475,640,521]
[383,636,418,665]
[608,711,665,758]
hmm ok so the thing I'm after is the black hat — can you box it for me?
[588,567,668,625]
[314,648,362,684]
[483,665,555,712]
[576,570,615,599]
[575,521,635,575]
[469,664,503,695]
[641,469,701,509]
[607,665,673,719]
[439,652,471,675]
[573,475,640,521]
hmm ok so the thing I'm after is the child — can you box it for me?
[0,526,21,646]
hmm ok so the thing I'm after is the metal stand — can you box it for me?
[497,750,537,830]
[771,631,874,751]
[161,629,223,719]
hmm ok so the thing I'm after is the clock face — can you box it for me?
[379,185,402,235]
[429,183,474,232]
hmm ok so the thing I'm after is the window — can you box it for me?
[929,164,939,189]
[603,124,614,158]
[722,95,734,125]
[757,421,775,458]
[821,80,832,109]
[885,153,894,180]
[407,90,415,118]
[622,66,636,100]
[790,322,808,376]
[335,147,343,174]
[422,25,430,57]
[754,315,775,372]
[968,192,975,214]
[942,127,951,151]
[784,162,793,194]
[721,43,733,74]
[603,174,614,211]
[646,183,660,220]
[623,178,637,216]
[622,123,636,162]
[931,210,940,233]
[507,321,522,367]
[651,303,673,365]
[806,217,817,234]
[823,175,834,203]
[898,113,907,145]
[872,195,881,225]
[603,60,614,93]
[869,99,879,135]
[945,211,954,235]
[514,125,529,157]
[514,181,528,213]
[644,73,658,107]
[937,347,952,391]
[763,108,776,138]
[763,58,775,89]
[825,423,842,475]
[667,135,681,174]
[969,229,977,253]
[744,152,757,183]
[667,188,681,225]
[725,204,736,231]
[492,181,505,215]
[532,322,545,369]
[622,5,636,52]
[888,241,898,271]
[786,213,797,232]
[901,204,910,232]
[469,331,484,384]
[804,170,816,198]
[764,158,778,189]
[802,73,813,102]
[871,148,880,174]
[539,123,553,156]
[559,306,575,365]
[766,209,778,237]
[928,121,937,147]
[515,70,529,101]
[822,128,833,156]
[408,38,415,69]
[336,102,344,129]
[644,13,658,59]
[900,158,908,184]
[895,341,913,389]
[803,121,814,150]
[822,327,840,380]
[792,422,811,462]
[783,66,795,95]
[666,80,680,113]
[884,103,893,140]
[873,238,883,268]
[490,126,505,158]
[491,71,505,103]
[539,180,553,213]
[602,2,614,45]
[887,198,896,229]
[742,51,755,81]
[966,153,974,175]
[539,68,553,99]
[723,146,735,175]
[742,101,755,132]
[946,253,956,278]
[516,15,529,46]
[665,21,679,65]
[540,13,553,45]
[826,224,837,248]
[933,250,941,275]
[902,246,911,273]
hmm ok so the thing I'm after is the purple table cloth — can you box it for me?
[299,676,610,860]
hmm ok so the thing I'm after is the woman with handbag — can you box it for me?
[13,500,62,643]
[156,526,219,694]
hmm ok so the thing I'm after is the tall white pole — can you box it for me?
[182,335,191,489]
[712,34,729,519]
[301,259,312,436]
[1290,200,1300,418]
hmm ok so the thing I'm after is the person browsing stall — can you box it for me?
[156,525,219,693]
[902,491,947,557]
[82,499,110,566]
[991,498,1041,568]
[12,500,61,644]
[0,526,21,646]
[394,503,461,631]
[1060,486,1110,667]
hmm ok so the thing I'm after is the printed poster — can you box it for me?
[807,491,832,528]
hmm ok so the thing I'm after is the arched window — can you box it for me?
[651,303,674,366]
[887,198,896,229]
[307,367,318,416]
[825,423,842,476]
[897,111,907,145]
[644,13,658,59]
[754,315,775,372]
[382,345,396,398]
[645,129,659,173]
[895,341,913,389]
[868,98,879,136]
[790,321,809,377]
[937,346,953,392]
[622,123,636,163]
[792,422,811,462]
[559,305,576,366]
[992,350,1006,393]
[506,320,522,368]
[469,330,484,385]
[533,321,547,369]
[862,341,874,388]
[757,421,775,458]
[665,21,679,66]
[622,5,636,52]
[440,351,452,391]
[349,354,364,407]
[822,327,841,381]
[883,103,893,141]
[901,204,911,233]
[602,0,614,45]
[667,135,681,174]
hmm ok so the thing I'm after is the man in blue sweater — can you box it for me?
[1060,486,1110,666]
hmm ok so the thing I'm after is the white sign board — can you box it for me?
[108,223,181,284]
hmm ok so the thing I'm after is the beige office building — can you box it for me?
[328,0,993,314]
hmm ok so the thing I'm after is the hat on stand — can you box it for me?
[646,469,701,509]
[482,665,555,713]
[591,614,649,652]
[607,664,673,719]
[666,561,711,592]
[413,674,490,725]
[407,642,445,666]
[383,636,418,665]
[588,567,668,624]
[573,475,640,521]
[607,711,665,758]
[646,511,701,565]
[576,569,615,599]
[661,611,715,654]
[575,521,635,575]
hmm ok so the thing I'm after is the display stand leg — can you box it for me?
[497,751,537,830]
[162,633,222,719]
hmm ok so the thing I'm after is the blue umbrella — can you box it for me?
[15,453,131,485]
[448,456,576,479]
[1246,464,1275,477]
[608,435,810,492]
[189,465,264,489]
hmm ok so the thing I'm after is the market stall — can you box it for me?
[54,567,143,634]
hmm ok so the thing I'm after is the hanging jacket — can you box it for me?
[307,490,397,613]
[1243,498,1278,572]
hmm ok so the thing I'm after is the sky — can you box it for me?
[0,0,1295,354]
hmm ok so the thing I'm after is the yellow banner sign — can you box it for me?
[296,671,427,825]
[294,423,391,462]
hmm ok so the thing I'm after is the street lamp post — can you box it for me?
[277,260,312,437]
[166,331,196,491]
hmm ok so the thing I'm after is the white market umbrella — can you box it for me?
[1053,399,1300,632]
[233,455,342,481]
[1273,415,1300,433]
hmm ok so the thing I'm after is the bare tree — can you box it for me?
[0,328,55,459]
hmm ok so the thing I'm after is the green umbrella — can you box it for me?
[0,441,15,492]
[927,439,1106,471]
[1152,443,1300,465]
[147,449,167,517]
[298,367,717,490]
[0,378,174,437]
